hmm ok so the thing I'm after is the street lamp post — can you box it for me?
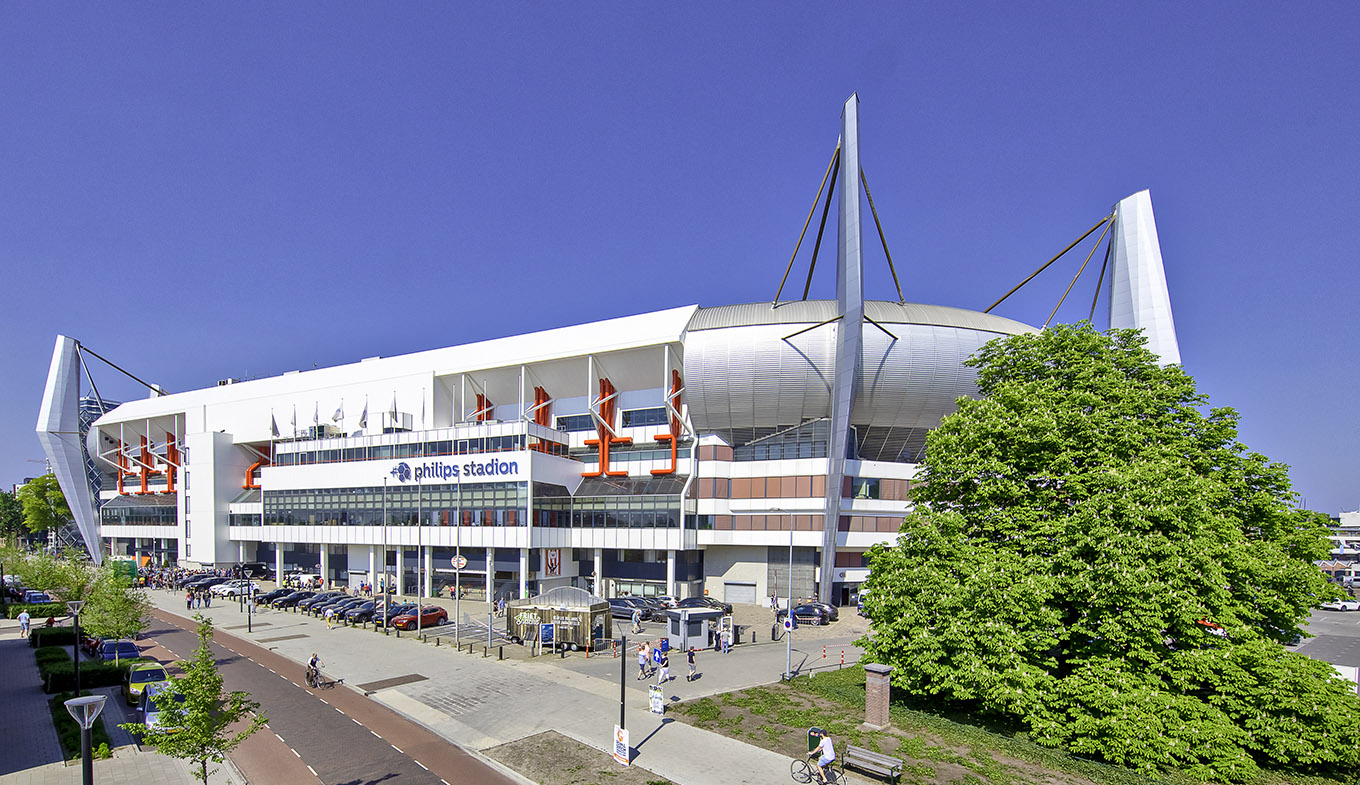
[67,600,85,696]
[64,694,107,785]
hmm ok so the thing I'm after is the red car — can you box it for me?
[391,605,448,630]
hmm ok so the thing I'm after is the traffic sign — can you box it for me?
[452,555,468,570]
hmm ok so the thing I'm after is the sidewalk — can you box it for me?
[145,585,868,785]
[0,617,242,785]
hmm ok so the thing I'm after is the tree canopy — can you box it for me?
[121,615,265,783]
[858,323,1359,783]
[8,548,150,639]
[16,473,71,534]
[0,490,23,542]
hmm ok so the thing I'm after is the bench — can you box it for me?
[842,745,903,783]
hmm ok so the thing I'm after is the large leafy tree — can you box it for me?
[122,615,266,783]
[16,473,71,534]
[11,549,150,638]
[859,323,1359,783]
[0,489,24,543]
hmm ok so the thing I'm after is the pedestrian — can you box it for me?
[686,647,697,681]
[658,653,670,684]
[186,591,193,610]
[721,626,731,654]
[631,607,642,634]
[325,607,336,629]
[17,609,30,638]
[204,591,212,608]
[637,644,649,680]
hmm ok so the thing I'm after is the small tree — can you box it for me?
[0,490,24,545]
[16,474,72,535]
[121,615,265,782]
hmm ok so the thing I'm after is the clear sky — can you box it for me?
[2,4,1356,513]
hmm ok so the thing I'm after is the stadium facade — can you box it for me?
[37,96,1180,606]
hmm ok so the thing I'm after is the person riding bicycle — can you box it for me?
[306,652,323,687]
[808,728,836,784]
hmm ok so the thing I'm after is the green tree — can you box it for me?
[11,549,149,638]
[121,615,265,782]
[0,489,24,544]
[859,323,1359,783]
[16,474,71,534]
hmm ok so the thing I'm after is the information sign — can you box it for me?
[613,725,630,766]
[452,555,468,570]
[540,623,554,645]
[649,685,665,714]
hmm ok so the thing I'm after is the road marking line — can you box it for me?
[391,744,403,754]
[352,718,361,725]
[291,748,301,758]
[370,730,380,737]
[307,765,318,776]
[415,761,429,771]
[319,698,328,705]
[275,733,285,742]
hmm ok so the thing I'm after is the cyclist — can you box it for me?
[807,728,836,785]
[306,652,323,688]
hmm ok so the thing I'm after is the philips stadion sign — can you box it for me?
[261,450,530,491]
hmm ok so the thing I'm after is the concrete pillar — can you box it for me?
[518,548,529,599]
[238,542,246,562]
[593,548,603,596]
[274,547,284,584]
[369,545,377,588]
[396,547,406,596]
[319,547,330,588]
[666,550,676,597]
[423,546,433,597]
[864,663,893,730]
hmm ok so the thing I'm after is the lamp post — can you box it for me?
[64,694,106,785]
[67,600,85,696]
[769,507,814,681]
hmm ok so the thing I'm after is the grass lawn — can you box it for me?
[668,665,1349,785]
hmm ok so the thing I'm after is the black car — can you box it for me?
[315,597,364,618]
[271,590,316,608]
[255,588,293,605]
[777,604,831,626]
[298,592,344,613]
[344,601,379,623]
[609,598,643,621]
[678,596,734,614]
[375,603,419,627]
[184,576,229,591]
[801,601,839,621]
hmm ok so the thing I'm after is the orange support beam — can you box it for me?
[475,393,493,421]
[243,447,271,490]
[582,377,631,477]
[651,370,684,476]
[164,432,179,493]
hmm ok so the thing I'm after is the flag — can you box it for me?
[291,405,297,436]
[270,412,279,438]
[358,398,368,430]
[389,393,398,421]
[421,394,426,428]
[313,402,320,427]
[332,400,344,423]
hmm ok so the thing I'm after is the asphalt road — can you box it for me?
[1296,608,1360,668]
[143,609,517,785]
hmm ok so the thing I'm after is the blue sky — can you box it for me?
[2,4,1356,513]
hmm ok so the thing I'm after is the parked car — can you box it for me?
[184,576,229,591]
[139,683,185,734]
[653,596,680,609]
[677,596,733,614]
[1321,598,1360,611]
[123,662,169,705]
[607,599,638,621]
[634,597,670,615]
[776,604,831,626]
[23,590,53,603]
[271,591,316,608]
[802,601,839,621]
[212,580,260,597]
[314,597,365,618]
[375,603,419,627]
[255,588,293,605]
[391,605,448,630]
[298,591,345,612]
[98,639,142,663]
[81,635,108,656]
[344,601,380,624]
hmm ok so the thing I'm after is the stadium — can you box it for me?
[37,96,1179,607]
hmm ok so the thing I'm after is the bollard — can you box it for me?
[396,629,401,638]
[436,637,440,647]
[840,649,845,669]
[498,645,504,660]
[482,646,488,657]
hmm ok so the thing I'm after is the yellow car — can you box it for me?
[123,662,169,706]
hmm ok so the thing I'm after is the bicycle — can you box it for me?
[790,757,844,785]
[305,665,320,689]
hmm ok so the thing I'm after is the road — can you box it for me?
[140,609,518,785]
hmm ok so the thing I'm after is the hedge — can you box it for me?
[39,656,154,694]
[27,626,77,648]
[35,647,70,665]
[48,691,113,761]
[8,602,67,619]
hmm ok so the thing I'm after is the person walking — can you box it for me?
[17,609,30,638]
[658,653,670,684]
[637,643,649,680]
[631,607,642,635]
[325,606,336,629]
[186,591,193,610]
[204,590,212,608]
[686,647,697,682]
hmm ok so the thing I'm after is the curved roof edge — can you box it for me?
[687,300,1038,335]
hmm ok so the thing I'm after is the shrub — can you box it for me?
[10,602,67,620]
[27,626,76,648]
[39,657,153,694]
[48,691,113,761]
[35,647,70,665]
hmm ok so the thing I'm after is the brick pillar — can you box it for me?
[863,663,893,730]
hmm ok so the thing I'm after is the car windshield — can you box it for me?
[133,668,167,682]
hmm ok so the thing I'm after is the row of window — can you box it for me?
[694,475,909,501]
[101,507,178,527]
[273,435,568,466]
[694,514,903,533]
[555,407,669,433]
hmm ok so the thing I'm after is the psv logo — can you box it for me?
[545,549,561,576]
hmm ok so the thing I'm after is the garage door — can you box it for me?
[724,582,757,606]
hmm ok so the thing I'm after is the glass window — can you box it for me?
[555,414,594,432]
